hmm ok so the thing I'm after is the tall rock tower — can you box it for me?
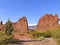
[13,16,28,33]
[36,14,59,32]
[13,17,31,39]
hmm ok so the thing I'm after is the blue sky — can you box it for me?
[0,0,60,26]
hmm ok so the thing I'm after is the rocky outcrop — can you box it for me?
[13,16,28,33]
[13,33,32,39]
[36,14,59,32]
[13,16,29,39]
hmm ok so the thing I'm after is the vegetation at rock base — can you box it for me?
[0,27,60,45]
[0,31,11,45]
[28,30,52,39]
[51,26,60,45]
[28,26,60,45]
[0,30,20,45]
[0,19,20,45]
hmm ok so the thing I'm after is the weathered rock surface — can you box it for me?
[13,33,32,40]
[13,16,28,33]
[36,14,59,32]
[13,16,30,39]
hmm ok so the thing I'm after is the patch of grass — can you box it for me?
[0,31,20,45]
[50,26,60,45]
[28,30,52,41]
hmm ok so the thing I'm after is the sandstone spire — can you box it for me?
[36,14,59,32]
[13,16,28,33]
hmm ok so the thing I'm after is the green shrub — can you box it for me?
[43,30,52,38]
[50,26,60,45]
[0,31,12,44]
[28,30,45,39]
[28,30,36,34]
[28,30,52,38]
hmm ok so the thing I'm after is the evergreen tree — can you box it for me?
[4,19,13,35]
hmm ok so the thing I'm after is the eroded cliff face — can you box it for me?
[13,17,31,39]
[36,14,59,32]
[13,16,28,33]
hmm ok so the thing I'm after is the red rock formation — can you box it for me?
[36,14,59,32]
[13,16,28,33]
[13,33,32,39]
[13,16,29,39]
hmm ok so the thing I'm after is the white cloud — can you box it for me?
[58,21,60,24]
[28,24,37,26]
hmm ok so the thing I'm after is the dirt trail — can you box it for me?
[10,38,57,45]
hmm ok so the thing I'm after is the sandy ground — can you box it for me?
[10,38,57,45]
